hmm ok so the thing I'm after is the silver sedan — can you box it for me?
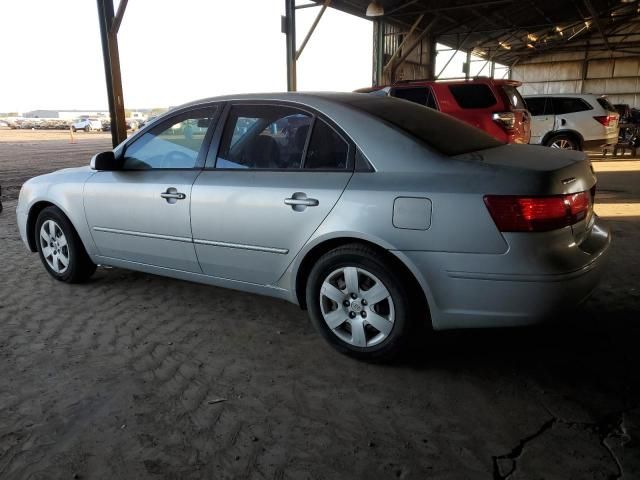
[16,93,611,360]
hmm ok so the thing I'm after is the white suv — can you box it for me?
[524,94,619,150]
[71,118,103,132]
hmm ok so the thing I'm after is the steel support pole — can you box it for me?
[373,19,384,86]
[97,0,127,147]
[284,0,297,91]
[464,49,472,79]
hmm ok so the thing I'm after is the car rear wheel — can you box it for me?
[35,206,96,283]
[546,134,579,150]
[306,244,413,361]
[84,125,91,132]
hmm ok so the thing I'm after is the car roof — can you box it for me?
[524,93,606,99]
[180,91,374,108]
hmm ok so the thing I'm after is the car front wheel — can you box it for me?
[306,244,414,361]
[35,206,96,283]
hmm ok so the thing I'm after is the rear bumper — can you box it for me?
[397,216,611,330]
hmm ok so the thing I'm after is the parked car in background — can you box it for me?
[614,103,632,124]
[356,78,531,144]
[72,118,103,132]
[17,93,609,360]
[524,94,619,150]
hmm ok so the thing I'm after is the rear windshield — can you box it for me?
[343,95,502,156]
[449,84,497,109]
[597,97,616,112]
[501,85,526,109]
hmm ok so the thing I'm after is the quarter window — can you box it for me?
[215,105,312,169]
[304,119,349,170]
[123,111,214,170]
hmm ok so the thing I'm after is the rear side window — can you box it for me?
[449,84,497,109]
[501,85,526,109]
[304,119,349,170]
[215,105,312,169]
[553,97,592,114]
[392,87,427,106]
[343,95,502,156]
[525,97,552,116]
[597,97,616,112]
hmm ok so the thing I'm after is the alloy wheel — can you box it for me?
[319,266,395,347]
[550,139,575,149]
[39,220,69,274]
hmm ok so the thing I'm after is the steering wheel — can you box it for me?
[161,150,193,168]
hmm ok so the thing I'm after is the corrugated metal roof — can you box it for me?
[314,0,640,63]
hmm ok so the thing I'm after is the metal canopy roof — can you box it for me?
[315,0,640,64]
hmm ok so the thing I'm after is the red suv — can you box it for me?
[356,78,531,144]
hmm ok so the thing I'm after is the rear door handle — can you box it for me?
[161,192,186,200]
[284,198,319,207]
[161,188,186,203]
[285,192,319,211]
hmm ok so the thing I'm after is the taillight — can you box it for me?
[492,112,516,131]
[593,115,617,127]
[484,191,592,232]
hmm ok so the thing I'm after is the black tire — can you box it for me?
[84,125,91,132]
[35,206,96,283]
[545,133,580,150]
[71,127,77,132]
[306,243,417,361]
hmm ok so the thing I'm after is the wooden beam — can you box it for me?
[583,0,611,52]
[383,14,424,72]
[391,16,438,78]
[110,0,128,35]
[296,0,331,60]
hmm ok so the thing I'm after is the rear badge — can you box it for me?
[561,177,577,185]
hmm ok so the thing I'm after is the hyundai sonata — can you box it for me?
[17,93,611,360]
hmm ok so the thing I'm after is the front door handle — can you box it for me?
[285,192,319,211]
[161,188,186,204]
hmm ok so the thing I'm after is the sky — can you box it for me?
[0,0,374,112]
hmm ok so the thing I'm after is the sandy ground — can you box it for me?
[0,129,639,479]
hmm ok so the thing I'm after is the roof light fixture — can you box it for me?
[366,1,384,16]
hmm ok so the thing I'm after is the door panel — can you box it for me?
[191,171,351,284]
[531,115,555,143]
[83,107,218,272]
[84,170,201,271]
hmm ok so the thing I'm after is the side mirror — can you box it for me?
[90,151,120,171]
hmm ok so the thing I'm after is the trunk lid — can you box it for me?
[455,144,597,240]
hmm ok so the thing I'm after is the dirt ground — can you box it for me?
[1,128,639,479]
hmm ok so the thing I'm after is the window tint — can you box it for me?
[597,97,616,112]
[392,87,427,106]
[123,111,213,170]
[524,97,552,116]
[341,95,502,156]
[215,105,312,169]
[304,119,348,170]
[449,84,497,109]
[501,85,525,109]
[553,97,592,114]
